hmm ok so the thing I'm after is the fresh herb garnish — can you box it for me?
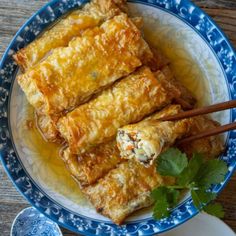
[152,148,228,220]
[151,187,180,219]
[203,203,225,218]
[157,148,188,176]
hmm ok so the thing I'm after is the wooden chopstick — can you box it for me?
[177,122,236,145]
[157,100,236,144]
[158,100,236,121]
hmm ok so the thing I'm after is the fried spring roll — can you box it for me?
[61,140,123,187]
[13,0,127,71]
[178,116,224,158]
[145,47,170,71]
[18,14,153,142]
[83,123,223,225]
[57,66,180,154]
[33,16,151,142]
[83,160,175,225]
[34,46,175,143]
[145,46,196,109]
[160,66,197,110]
[117,105,193,166]
[18,14,152,116]
[65,114,223,224]
[61,116,223,188]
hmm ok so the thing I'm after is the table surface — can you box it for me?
[0,0,236,235]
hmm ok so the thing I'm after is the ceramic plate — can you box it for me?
[0,0,235,235]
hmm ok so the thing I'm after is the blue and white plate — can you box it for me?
[0,0,235,235]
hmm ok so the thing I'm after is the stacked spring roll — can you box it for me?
[17,13,153,141]
[83,106,223,225]
[14,0,127,71]
[117,105,224,166]
[15,0,195,143]
[117,104,193,166]
[178,115,224,158]
[159,66,197,110]
[145,46,196,109]
[62,105,223,224]
[84,159,174,224]
[62,140,122,187]
[57,66,181,154]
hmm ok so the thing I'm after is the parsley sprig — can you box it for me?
[151,148,228,220]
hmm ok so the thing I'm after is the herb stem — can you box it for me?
[166,185,187,190]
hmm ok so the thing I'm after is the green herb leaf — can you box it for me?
[194,159,228,188]
[177,153,204,186]
[151,187,170,219]
[157,148,188,176]
[152,148,227,221]
[191,189,202,209]
[166,188,180,207]
[151,186,167,199]
[151,186,180,220]
[177,154,203,186]
[196,189,216,204]
[191,189,216,209]
[153,199,169,219]
[203,203,225,218]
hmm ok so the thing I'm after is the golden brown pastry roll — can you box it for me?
[83,160,174,225]
[34,46,173,143]
[57,66,180,154]
[62,112,223,224]
[82,117,223,224]
[145,46,171,71]
[13,0,127,71]
[178,116,224,158]
[143,47,196,110]
[61,140,123,187]
[83,122,224,225]
[160,66,196,110]
[116,105,193,166]
[35,112,61,142]
[17,14,152,116]
[23,13,153,142]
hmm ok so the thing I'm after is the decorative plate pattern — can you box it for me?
[11,207,63,236]
[0,0,235,235]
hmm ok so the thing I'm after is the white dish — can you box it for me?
[162,213,235,236]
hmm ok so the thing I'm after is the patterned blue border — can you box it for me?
[0,0,235,235]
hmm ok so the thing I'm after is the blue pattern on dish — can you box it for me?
[11,207,62,236]
[0,0,235,235]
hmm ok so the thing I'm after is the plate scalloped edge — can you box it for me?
[0,0,236,235]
